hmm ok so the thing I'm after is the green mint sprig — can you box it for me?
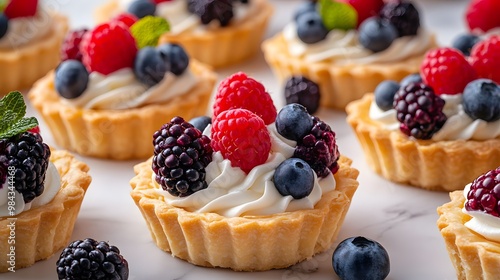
[0,91,38,139]
[319,0,358,31]
[130,16,171,49]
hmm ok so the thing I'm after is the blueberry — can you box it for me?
[399,73,422,88]
[0,14,8,39]
[296,11,329,44]
[157,43,190,76]
[463,79,500,122]
[188,116,211,132]
[55,60,89,99]
[273,158,314,199]
[333,236,390,280]
[134,46,169,87]
[452,33,481,56]
[293,2,317,21]
[275,103,314,141]
[374,80,400,111]
[127,0,156,19]
[358,17,398,53]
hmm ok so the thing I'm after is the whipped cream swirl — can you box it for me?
[154,124,337,218]
[0,162,61,218]
[282,22,432,65]
[369,94,500,141]
[463,183,500,242]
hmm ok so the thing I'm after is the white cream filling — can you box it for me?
[463,183,500,242]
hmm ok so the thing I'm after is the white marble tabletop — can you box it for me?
[13,0,472,279]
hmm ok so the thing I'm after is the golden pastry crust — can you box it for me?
[130,156,359,271]
[437,191,500,280]
[28,61,217,160]
[0,12,68,94]
[95,0,274,68]
[346,94,500,191]
[0,150,91,272]
[261,33,438,110]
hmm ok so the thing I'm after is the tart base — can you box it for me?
[130,156,359,271]
[28,61,217,160]
[437,191,500,280]
[0,150,91,272]
[346,94,500,191]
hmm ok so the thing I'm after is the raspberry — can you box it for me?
[60,28,88,62]
[379,1,420,37]
[293,116,340,177]
[211,109,271,174]
[465,0,500,33]
[470,35,500,84]
[152,0,173,3]
[152,117,212,197]
[338,0,384,27]
[111,13,138,28]
[465,167,500,217]
[213,72,277,125]
[393,82,447,140]
[420,47,477,95]
[4,0,37,19]
[188,0,234,27]
[80,22,138,75]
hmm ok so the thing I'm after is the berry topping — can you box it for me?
[112,13,139,28]
[157,43,189,76]
[374,80,399,111]
[134,46,170,87]
[4,0,37,19]
[56,238,129,280]
[188,116,211,133]
[379,1,420,37]
[276,104,314,142]
[465,167,500,216]
[80,22,138,75]
[0,14,8,40]
[465,0,500,33]
[294,116,340,177]
[318,0,357,31]
[130,15,170,49]
[420,47,477,95]
[284,76,321,114]
[188,0,234,27]
[211,109,271,174]
[470,35,500,84]
[462,79,500,122]
[60,28,88,62]
[152,0,173,3]
[127,0,156,19]
[337,0,384,27]
[358,17,397,53]
[296,10,329,44]
[273,158,314,199]
[0,92,50,203]
[213,72,277,125]
[332,236,390,280]
[293,2,317,21]
[399,73,422,88]
[55,60,90,99]
[393,82,447,140]
[451,33,480,56]
[152,117,212,197]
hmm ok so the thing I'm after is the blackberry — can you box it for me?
[56,238,129,280]
[152,116,212,197]
[284,76,321,114]
[293,117,340,178]
[379,1,420,37]
[0,132,50,203]
[393,82,447,140]
[187,0,234,27]
[465,167,500,217]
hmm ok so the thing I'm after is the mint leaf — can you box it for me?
[0,91,39,139]
[319,0,357,31]
[0,0,9,13]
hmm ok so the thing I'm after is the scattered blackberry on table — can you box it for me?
[296,10,329,44]
[273,158,314,199]
[157,43,189,76]
[284,76,321,114]
[55,60,90,100]
[56,238,129,280]
[152,117,212,197]
[188,0,234,27]
[188,116,212,133]
[275,104,314,142]
[358,17,398,53]
[134,46,170,87]
[379,1,420,37]
[127,0,156,19]
[462,79,500,122]
[399,73,422,88]
[61,28,88,62]
[393,82,447,140]
[374,80,399,111]
[465,167,500,216]
[452,33,480,56]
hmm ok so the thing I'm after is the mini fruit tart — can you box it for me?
[262,0,437,110]
[0,92,91,272]
[347,42,500,191]
[0,0,69,94]
[94,0,273,68]
[437,167,500,280]
[130,72,359,271]
[28,17,217,160]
